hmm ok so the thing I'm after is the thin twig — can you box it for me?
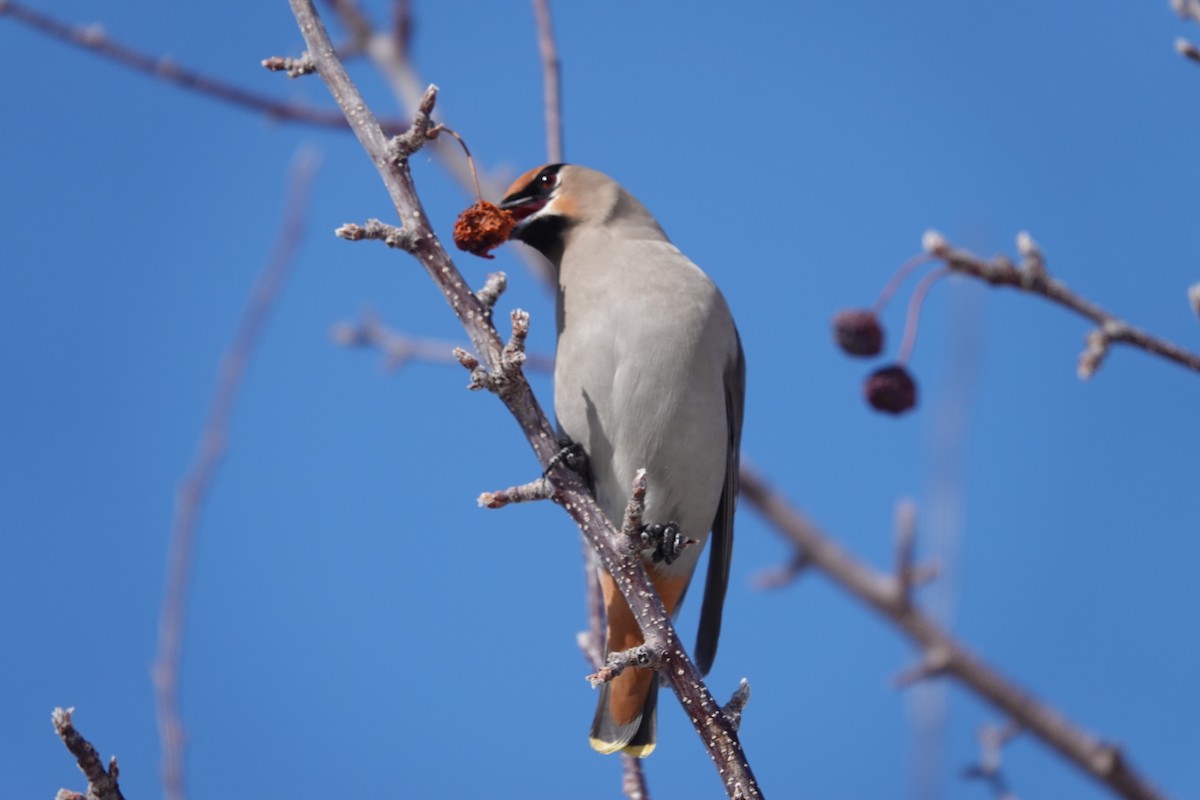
[1175,37,1200,63]
[1172,0,1200,24]
[922,230,1200,376]
[589,644,662,686]
[53,708,126,800]
[478,477,554,509]
[739,464,1164,800]
[332,315,467,370]
[153,150,320,800]
[332,313,555,377]
[621,755,652,800]
[0,2,410,134]
[262,53,316,78]
[577,541,607,668]
[322,0,373,46]
[752,550,812,589]
[723,679,752,732]
[532,0,564,163]
[392,0,413,55]
[282,4,760,795]
[892,499,918,608]
[963,721,1023,800]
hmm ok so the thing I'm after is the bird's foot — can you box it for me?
[639,521,694,566]
[544,439,587,478]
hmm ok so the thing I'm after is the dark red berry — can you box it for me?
[833,309,884,357]
[865,365,917,414]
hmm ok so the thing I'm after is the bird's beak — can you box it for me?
[499,193,549,223]
[499,193,551,240]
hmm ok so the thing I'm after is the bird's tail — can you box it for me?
[589,670,659,757]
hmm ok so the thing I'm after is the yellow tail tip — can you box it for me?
[622,742,656,758]
[588,737,656,758]
[589,736,625,755]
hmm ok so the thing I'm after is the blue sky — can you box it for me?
[4,2,1200,798]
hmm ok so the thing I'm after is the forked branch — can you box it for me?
[740,465,1163,800]
[922,231,1200,378]
[53,708,126,800]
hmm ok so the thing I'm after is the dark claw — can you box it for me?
[544,439,587,479]
[641,521,686,565]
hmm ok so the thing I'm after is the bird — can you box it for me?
[499,164,745,757]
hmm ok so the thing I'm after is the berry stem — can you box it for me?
[430,124,483,201]
[898,266,950,364]
[874,253,932,314]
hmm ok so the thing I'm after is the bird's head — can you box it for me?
[500,164,626,262]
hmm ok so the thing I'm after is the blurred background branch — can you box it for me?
[154,149,319,800]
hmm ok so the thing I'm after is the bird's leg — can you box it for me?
[544,438,587,478]
[639,522,696,566]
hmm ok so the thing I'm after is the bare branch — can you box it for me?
[739,464,1164,800]
[283,4,760,794]
[0,2,410,134]
[475,271,508,312]
[332,312,555,378]
[532,0,564,163]
[391,0,413,54]
[331,312,466,371]
[261,53,316,78]
[895,646,954,689]
[620,468,649,538]
[723,679,752,732]
[752,550,812,589]
[1177,37,1200,62]
[500,309,531,380]
[963,721,1023,800]
[322,0,374,46]
[153,149,320,800]
[588,644,663,687]
[621,755,652,800]
[336,218,417,250]
[478,477,554,509]
[893,499,919,607]
[889,500,939,605]
[578,543,607,669]
[52,708,126,800]
[1172,0,1200,24]
[923,230,1200,376]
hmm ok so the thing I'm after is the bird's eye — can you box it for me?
[538,171,558,191]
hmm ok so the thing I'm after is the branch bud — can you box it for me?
[922,230,949,257]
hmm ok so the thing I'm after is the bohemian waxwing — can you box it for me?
[500,164,745,757]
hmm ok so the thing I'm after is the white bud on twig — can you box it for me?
[922,230,948,257]
[1016,231,1038,258]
